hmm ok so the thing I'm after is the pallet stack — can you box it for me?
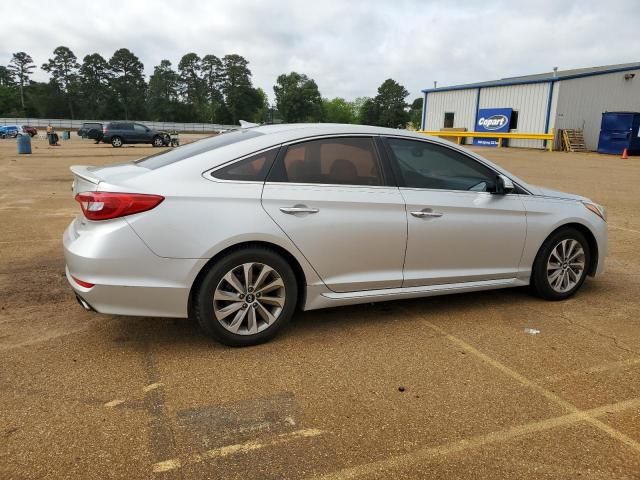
[561,129,587,152]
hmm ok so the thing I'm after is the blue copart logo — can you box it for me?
[478,115,509,131]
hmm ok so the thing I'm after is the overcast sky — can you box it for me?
[2,0,640,102]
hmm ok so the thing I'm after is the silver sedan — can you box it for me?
[64,124,607,346]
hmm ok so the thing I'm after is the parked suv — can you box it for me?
[102,122,165,148]
[78,122,103,143]
[0,125,36,138]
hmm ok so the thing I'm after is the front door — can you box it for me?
[384,136,527,287]
[261,136,407,292]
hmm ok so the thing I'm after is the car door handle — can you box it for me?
[410,210,443,218]
[279,206,320,214]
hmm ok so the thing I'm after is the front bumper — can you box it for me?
[63,217,206,318]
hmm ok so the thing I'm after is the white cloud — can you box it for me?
[2,0,639,102]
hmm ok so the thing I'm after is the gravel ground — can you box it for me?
[1,135,639,479]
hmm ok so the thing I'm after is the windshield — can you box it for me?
[134,129,264,170]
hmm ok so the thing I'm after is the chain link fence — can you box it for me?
[0,118,238,133]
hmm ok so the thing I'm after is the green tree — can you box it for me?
[359,98,380,126]
[0,66,14,86]
[78,53,112,118]
[273,71,323,123]
[109,48,146,119]
[408,97,423,129]
[352,96,370,124]
[374,78,410,128]
[8,52,35,111]
[41,46,80,118]
[147,60,179,121]
[0,66,19,115]
[222,54,261,125]
[201,54,225,123]
[178,53,205,121]
[322,97,355,123]
[252,87,270,123]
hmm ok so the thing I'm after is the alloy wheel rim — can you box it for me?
[213,262,285,335]
[546,239,585,293]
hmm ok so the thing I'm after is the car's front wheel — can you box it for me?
[152,135,165,147]
[111,136,123,148]
[194,247,298,346]
[531,227,590,300]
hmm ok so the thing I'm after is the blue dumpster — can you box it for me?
[597,112,640,155]
[17,134,32,154]
[62,130,70,140]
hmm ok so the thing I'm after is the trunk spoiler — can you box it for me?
[70,165,100,195]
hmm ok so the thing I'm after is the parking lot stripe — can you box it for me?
[541,357,640,382]
[610,224,640,234]
[313,397,640,480]
[143,382,164,393]
[152,428,325,473]
[421,319,640,454]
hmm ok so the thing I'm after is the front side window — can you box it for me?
[134,124,147,132]
[386,138,496,192]
[212,148,279,181]
[268,137,382,186]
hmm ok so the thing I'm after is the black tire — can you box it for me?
[111,136,123,148]
[531,227,590,300]
[152,135,164,147]
[194,247,298,346]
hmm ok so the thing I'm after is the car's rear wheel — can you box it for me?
[194,247,298,346]
[152,135,164,147]
[111,136,123,148]
[531,227,590,300]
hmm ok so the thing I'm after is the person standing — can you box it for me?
[46,123,59,146]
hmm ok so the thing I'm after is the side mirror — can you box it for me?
[493,174,515,195]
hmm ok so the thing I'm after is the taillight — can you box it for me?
[75,192,164,221]
[71,276,94,288]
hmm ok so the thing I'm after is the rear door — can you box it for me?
[384,137,527,287]
[132,123,149,143]
[261,136,407,292]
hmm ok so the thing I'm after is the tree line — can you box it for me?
[0,47,423,127]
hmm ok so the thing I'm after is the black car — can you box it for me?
[102,122,166,148]
[77,122,103,143]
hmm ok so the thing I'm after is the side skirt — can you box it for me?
[303,278,528,311]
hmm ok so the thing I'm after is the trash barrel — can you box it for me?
[17,134,32,154]
[62,131,70,140]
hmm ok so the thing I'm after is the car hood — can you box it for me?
[528,185,590,202]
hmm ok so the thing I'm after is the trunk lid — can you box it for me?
[70,162,150,195]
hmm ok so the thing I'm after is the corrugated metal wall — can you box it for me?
[424,83,553,149]
[554,69,640,150]
[424,89,478,132]
[478,83,551,149]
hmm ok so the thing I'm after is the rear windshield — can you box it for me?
[134,129,265,170]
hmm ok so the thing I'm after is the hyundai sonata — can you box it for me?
[64,124,607,346]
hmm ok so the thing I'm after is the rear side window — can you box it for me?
[212,148,279,181]
[268,137,382,186]
[134,129,264,170]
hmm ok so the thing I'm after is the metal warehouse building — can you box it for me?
[420,62,640,150]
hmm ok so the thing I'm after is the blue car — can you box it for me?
[0,125,22,139]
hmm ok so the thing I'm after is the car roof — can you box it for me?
[251,123,424,139]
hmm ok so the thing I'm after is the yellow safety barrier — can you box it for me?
[417,128,555,152]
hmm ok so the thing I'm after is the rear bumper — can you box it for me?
[63,217,206,318]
